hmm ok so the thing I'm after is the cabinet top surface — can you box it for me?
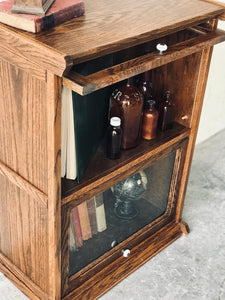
[0,0,224,74]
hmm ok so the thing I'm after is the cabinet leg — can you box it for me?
[179,220,190,235]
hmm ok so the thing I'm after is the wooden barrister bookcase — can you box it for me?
[0,0,225,299]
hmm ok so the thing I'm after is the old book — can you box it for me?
[69,213,77,252]
[71,206,83,247]
[61,86,68,178]
[77,202,92,241]
[95,194,107,233]
[61,86,77,180]
[0,0,85,33]
[87,197,98,235]
[66,86,77,180]
[72,55,113,183]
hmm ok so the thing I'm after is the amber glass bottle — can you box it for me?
[158,91,174,131]
[141,100,159,140]
[138,71,153,102]
[110,78,144,149]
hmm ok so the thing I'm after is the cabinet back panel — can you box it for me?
[152,52,202,128]
[0,174,49,293]
[0,59,48,193]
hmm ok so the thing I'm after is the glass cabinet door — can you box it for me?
[68,150,177,277]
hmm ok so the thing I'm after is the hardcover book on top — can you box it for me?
[0,0,85,33]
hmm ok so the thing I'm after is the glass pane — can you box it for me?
[69,151,176,277]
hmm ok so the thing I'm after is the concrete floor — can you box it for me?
[0,129,225,300]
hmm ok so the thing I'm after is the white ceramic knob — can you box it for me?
[122,249,131,258]
[156,43,168,55]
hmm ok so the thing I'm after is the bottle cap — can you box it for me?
[147,100,156,105]
[146,100,156,108]
[110,117,121,127]
[163,90,172,100]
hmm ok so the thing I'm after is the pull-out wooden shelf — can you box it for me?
[63,27,225,95]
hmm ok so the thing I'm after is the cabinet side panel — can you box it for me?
[175,46,215,220]
[0,59,48,193]
[0,174,49,294]
[46,72,62,300]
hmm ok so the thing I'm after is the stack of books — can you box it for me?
[69,194,107,252]
[0,0,85,33]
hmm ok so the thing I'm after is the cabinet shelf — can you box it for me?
[61,122,190,205]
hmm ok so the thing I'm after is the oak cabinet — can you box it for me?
[0,0,225,299]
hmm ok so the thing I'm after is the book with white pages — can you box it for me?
[66,86,77,180]
[61,86,77,180]
[61,85,68,178]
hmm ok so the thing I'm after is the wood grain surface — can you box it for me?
[175,19,218,222]
[34,0,225,64]
[46,71,62,299]
[0,2,224,299]
[63,28,225,95]
[61,139,189,297]
[63,220,184,300]
[0,252,49,300]
[0,45,46,82]
[0,174,49,294]
[61,124,190,206]
[0,0,224,75]
[0,160,48,207]
[203,0,225,19]
[0,59,48,193]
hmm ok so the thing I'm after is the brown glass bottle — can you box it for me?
[158,91,174,131]
[138,71,153,102]
[110,78,144,149]
[141,100,159,140]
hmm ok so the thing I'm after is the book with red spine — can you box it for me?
[0,0,85,33]
[69,213,77,252]
[94,194,107,233]
[71,206,83,248]
[87,197,98,235]
[77,201,92,241]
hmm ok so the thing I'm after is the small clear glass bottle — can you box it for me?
[141,100,159,140]
[106,117,122,159]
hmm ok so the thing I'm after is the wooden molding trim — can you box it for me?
[0,252,49,300]
[202,0,225,20]
[0,45,46,81]
[46,71,62,299]
[0,160,48,208]
[0,24,72,77]
[175,40,216,221]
